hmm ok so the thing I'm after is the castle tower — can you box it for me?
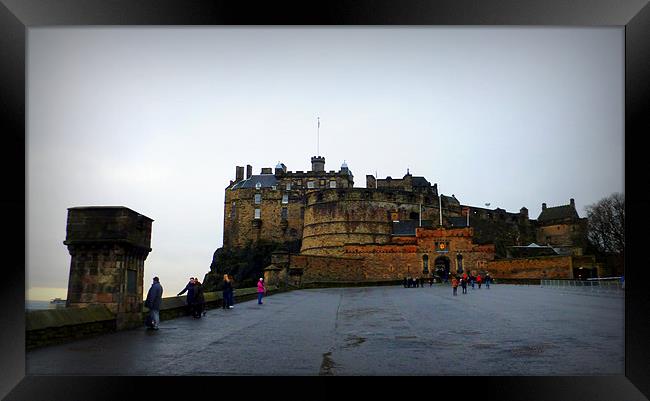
[311,156,325,172]
[63,206,153,329]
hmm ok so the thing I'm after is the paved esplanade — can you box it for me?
[27,285,624,375]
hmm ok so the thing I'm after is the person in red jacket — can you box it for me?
[477,274,483,289]
[451,276,459,296]
[257,278,266,305]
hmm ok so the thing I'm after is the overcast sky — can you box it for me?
[26,27,624,300]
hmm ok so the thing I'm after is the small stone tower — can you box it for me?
[311,156,325,172]
[63,206,153,329]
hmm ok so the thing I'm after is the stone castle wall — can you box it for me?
[536,219,587,247]
[487,255,576,279]
[224,186,304,249]
[300,188,462,255]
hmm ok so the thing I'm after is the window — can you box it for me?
[255,182,261,189]
[329,181,337,188]
[271,185,277,190]
[286,183,291,190]
[281,207,288,220]
[255,209,261,219]
[127,270,137,294]
[307,181,315,189]
[422,255,429,274]
[230,202,236,219]
[254,194,261,204]
[320,179,326,186]
[282,194,289,204]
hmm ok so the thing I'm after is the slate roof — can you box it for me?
[412,176,431,187]
[392,220,433,235]
[441,195,460,205]
[537,205,579,222]
[231,174,278,190]
[448,216,468,227]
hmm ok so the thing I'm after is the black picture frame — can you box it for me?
[1,1,649,399]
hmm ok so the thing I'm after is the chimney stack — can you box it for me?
[235,166,244,182]
[246,165,253,179]
[542,203,547,210]
[570,198,575,208]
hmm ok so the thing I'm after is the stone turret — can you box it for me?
[63,206,153,330]
[311,156,325,172]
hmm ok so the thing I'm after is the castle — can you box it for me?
[222,156,596,285]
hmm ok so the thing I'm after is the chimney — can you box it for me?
[520,207,528,219]
[570,198,575,208]
[366,175,376,189]
[261,167,273,174]
[246,165,252,179]
[542,203,547,210]
[311,156,325,172]
[235,166,244,182]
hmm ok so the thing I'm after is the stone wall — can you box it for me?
[25,305,116,350]
[290,254,366,282]
[224,186,304,249]
[487,255,574,279]
[536,220,587,247]
[301,188,458,255]
[26,287,281,350]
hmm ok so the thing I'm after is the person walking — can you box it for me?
[477,274,483,289]
[177,277,195,316]
[193,279,205,318]
[403,276,408,288]
[470,273,475,289]
[429,276,434,287]
[257,277,266,305]
[451,276,459,296]
[461,276,468,294]
[485,273,491,289]
[145,276,163,330]
[222,274,233,309]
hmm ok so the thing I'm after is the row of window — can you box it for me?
[254,193,289,204]
[253,207,288,220]
[255,181,338,190]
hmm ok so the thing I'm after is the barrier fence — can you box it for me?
[540,278,624,293]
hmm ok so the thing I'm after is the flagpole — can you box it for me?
[439,192,443,226]
[317,117,320,156]
[419,203,422,227]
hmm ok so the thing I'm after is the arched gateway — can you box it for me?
[434,256,451,281]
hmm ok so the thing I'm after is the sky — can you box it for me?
[26,27,624,300]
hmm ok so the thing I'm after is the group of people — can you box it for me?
[403,276,435,288]
[144,274,268,330]
[177,277,207,318]
[451,272,492,296]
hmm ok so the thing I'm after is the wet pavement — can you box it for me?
[26,284,624,375]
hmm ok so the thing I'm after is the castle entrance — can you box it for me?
[434,256,451,282]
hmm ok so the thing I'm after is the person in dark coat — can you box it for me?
[193,279,205,318]
[177,277,195,316]
[485,273,491,289]
[403,277,408,288]
[461,276,468,294]
[145,276,163,330]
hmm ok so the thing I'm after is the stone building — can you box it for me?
[535,198,588,255]
[222,155,594,284]
[223,156,354,250]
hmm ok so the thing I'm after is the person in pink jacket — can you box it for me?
[257,278,266,305]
